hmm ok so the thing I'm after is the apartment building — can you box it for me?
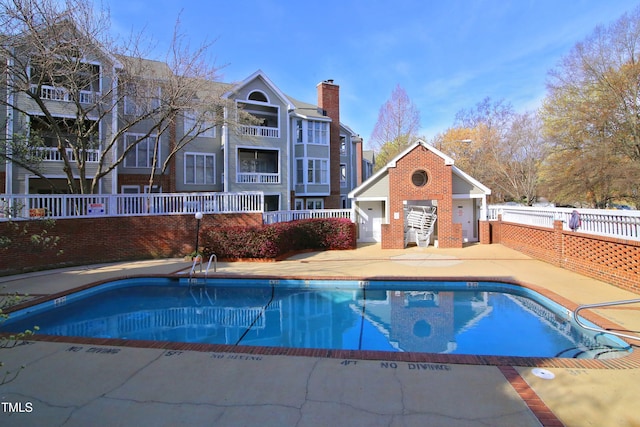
[1,26,367,211]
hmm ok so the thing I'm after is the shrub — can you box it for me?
[201,218,355,259]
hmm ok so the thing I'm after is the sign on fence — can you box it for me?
[87,203,105,215]
[29,208,46,217]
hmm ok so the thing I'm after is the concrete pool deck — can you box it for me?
[0,243,639,426]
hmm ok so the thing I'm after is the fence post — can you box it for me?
[108,194,117,216]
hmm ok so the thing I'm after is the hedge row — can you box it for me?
[201,218,356,259]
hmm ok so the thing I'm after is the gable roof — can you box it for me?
[222,69,294,110]
[348,139,491,198]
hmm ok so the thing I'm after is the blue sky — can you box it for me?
[103,0,639,148]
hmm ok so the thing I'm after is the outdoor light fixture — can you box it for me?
[194,212,203,255]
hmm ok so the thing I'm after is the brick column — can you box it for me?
[317,80,341,208]
[553,219,564,267]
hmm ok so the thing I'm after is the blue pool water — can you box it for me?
[0,278,631,359]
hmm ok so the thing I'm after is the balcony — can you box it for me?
[32,85,99,104]
[236,172,280,184]
[239,125,279,138]
[37,147,100,163]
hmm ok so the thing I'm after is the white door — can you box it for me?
[357,201,384,242]
[453,199,476,242]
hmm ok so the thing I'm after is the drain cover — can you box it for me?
[531,368,555,380]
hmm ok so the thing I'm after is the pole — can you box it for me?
[194,212,203,255]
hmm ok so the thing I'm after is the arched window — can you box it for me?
[248,91,268,103]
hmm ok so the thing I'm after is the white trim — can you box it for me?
[349,139,490,199]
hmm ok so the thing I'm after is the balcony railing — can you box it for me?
[37,147,100,162]
[236,172,280,184]
[32,85,99,104]
[239,125,279,138]
[0,192,264,220]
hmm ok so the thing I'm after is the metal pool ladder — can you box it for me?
[188,254,217,305]
[573,298,640,341]
[189,254,217,278]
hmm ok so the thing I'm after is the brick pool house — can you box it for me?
[348,140,491,249]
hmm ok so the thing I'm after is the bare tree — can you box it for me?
[494,112,548,205]
[435,99,547,204]
[370,84,420,170]
[0,0,243,194]
[541,5,640,207]
[453,98,515,201]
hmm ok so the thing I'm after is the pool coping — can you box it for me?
[3,272,639,370]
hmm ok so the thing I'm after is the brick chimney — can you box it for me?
[317,79,341,208]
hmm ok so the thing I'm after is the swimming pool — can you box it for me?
[0,277,631,359]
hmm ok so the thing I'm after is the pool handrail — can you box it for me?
[573,299,640,342]
[205,254,217,277]
[189,254,217,279]
[189,257,202,278]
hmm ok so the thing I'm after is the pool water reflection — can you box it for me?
[1,278,631,359]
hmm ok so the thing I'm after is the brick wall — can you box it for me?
[488,218,640,294]
[383,144,462,248]
[0,213,262,275]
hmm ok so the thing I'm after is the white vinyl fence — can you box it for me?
[0,192,264,220]
[263,209,354,224]
[488,205,640,242]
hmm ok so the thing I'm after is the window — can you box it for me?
[296,159,304,184]
[307,121,328,144]
[412,170,429,187]
[340,164,347,186]
[296,120,303,143]
[124,84,161,116]
[340,136,346,154]
[184,110,215,138]
[248,91,268,102]
[306,199,324,209]
[294,199,304,210]
[307,159,328,184]
[124,133,158,168]
[185,153,215,185]
[121,185,140,194]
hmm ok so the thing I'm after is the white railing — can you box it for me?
[239,125,279,138]
[33,84,99,104]
[488,205,640,241]
[236,172,280,184]
[0,192,264,220]
[36,147,100,162]
[263,209,354,224]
